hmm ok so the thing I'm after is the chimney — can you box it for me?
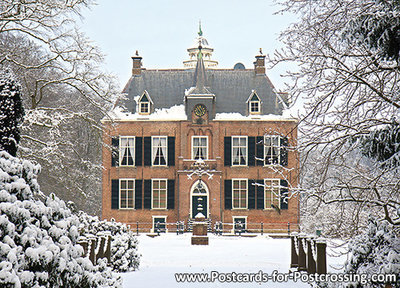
[254,48,266,75]
[131,50,142,76]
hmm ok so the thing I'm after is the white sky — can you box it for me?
[79,0,295,91]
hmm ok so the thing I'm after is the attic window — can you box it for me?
[248,92,261,114]
[138,91,152,115]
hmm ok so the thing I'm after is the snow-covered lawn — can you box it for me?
[120,233,347,287]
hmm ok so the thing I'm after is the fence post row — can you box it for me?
[290,232,327,275]
[77,232,112,266]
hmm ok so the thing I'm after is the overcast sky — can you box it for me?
[79,0,294,91]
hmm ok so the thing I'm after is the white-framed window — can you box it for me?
[248,92,261,114]
[250,101,260,113]
[152,136,167,166]
[192,136,208,160]
[119,179,135,209]
[232,136,247,166]
[138,91,152,115]
[264,135,280,165]
[152,179,167,209]
[232,179,248,209]
[140,102,149,114]
[119,136,135,166]
[264,179,280,210]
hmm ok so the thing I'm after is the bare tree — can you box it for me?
[270,0,400,231]
[0,1,121,214]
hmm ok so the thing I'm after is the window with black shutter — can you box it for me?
[111,137,119,167]
[280,136,289,167]
[135,179,142,209]
[224,179,232,209]
[248,137,256,166]
[248,179,256,209]
[256,179,264,209]
[280,179,289,210]
[224,137,231,166]
[111,179,119,209]
[143,137,151,166]
[168,137,175,166]
[143,179,151,209]
[256,136,264,166]
[167,179,175,209]
[135,137,143,166]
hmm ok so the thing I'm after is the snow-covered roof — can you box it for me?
[102,105,297,122]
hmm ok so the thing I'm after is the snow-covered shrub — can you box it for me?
[0,151,122,287]
[344,216,400,287]
[78,213,140,272]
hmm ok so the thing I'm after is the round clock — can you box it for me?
[194,104,206,117]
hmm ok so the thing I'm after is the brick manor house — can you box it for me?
[101,28,299,233]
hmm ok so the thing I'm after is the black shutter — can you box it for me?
[280,179,289,210]
[280,136,289,167]
[111,179,119,209]
[167,179,175,209]
[224,137,231,166]
[248,179,256,209]
[256,179,264,210]
[168,137,175,166]
[248,137,256,166]
[135,179,142,209]
[224,180,232,209]
[111,137,119,167]
[135,137,142,166]
[256,136,264,166]
[144,137,151,166]
[143,180,151,209]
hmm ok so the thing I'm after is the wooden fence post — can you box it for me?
[297,233,307,271]
[88,235,97,265]
[290,232,298,268]
[104,232,112,264]
[316,238,327,274]
[306,236,316,274]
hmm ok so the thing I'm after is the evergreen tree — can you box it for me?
[0,69,24,156]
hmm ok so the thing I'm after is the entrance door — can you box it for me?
[192,195,208,218]
[190,180,209,218]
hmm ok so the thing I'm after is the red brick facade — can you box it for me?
[101,118,299,233]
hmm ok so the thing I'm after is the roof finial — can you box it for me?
[198,20,203,36]
[135,50,139,56]
[259,48,263,55]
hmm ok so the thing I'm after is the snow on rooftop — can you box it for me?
[215,112,296,121]
[107,104,187,121]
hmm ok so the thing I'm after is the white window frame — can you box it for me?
[232,178,248,210]
[232,216,247,233]
[231,136,248,166]
[119,136,135,167]
[191,136,208,160]
[264,135,280,166]
[152,216,167,233]
[249,100,260,114]
[264,179,280,210]
[151,178,168,210]
[119,178,135,209]
[139,102,150,114]
[151,136,168,166]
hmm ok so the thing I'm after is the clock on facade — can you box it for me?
[194,104,206,117]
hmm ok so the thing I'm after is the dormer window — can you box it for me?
[138,91,153,115]
[247,92,261,114]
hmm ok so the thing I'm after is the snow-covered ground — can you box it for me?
[120,234,347,287]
